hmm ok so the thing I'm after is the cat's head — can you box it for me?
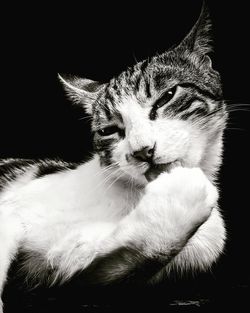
[60,3,227,186]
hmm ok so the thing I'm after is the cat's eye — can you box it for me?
[149,86,177,119]
[97,126,120,136]
[155,86,177,109]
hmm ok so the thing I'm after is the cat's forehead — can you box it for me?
[96,60,174,108]
[104,52,211,99]
[93,93,151,126]
[92,51,221,124]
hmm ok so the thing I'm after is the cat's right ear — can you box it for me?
[58,74,105,115]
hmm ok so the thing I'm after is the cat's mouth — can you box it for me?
[144,160,181,182]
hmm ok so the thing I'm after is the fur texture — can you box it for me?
[0,4,227,312]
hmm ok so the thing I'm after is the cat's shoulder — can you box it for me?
[0,158,78,192]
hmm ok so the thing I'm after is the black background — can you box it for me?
[2,0,250,312]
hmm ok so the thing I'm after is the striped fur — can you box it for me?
[0,159,77,192]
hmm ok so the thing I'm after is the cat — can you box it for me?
[0,3,227,311]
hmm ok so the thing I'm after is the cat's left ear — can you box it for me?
[176,2,213,59]
[58,74,105,115]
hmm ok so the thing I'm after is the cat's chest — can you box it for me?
[5,169,141,227]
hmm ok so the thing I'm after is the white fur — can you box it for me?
[0,154,225,312]
[0,93,226,312]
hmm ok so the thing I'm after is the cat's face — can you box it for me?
[60,5,227,185]
[91,57,226,185]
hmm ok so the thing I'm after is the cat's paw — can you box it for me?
[145,167,218,226]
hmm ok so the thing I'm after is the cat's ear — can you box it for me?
[176,2,212,57]
[58,74,105,115]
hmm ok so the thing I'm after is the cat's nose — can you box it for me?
[132,146,155,162]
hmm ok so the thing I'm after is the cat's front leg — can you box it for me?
[113,167,217,258]
[139,167,225,280]
[45,167,220,286]
[78,167,219,284]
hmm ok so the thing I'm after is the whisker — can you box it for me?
[227,102,250,107]
[91,163,119,179]
[227,108,250,113]
[192,103,250,124]
[79,116,93,122]
[225,127,245,132]
[226,103,250,113]
[86,167,121,194]
[104,172,125,193]
[100,167,121,184]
